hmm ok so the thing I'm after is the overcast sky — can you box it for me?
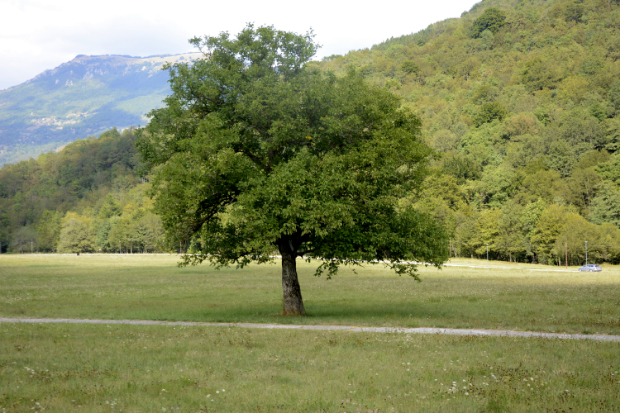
[0,0,480,90]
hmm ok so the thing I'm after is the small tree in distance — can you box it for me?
[57,217,95,253]
[136,24,449,315]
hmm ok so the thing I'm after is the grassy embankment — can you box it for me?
[1,254,619,412]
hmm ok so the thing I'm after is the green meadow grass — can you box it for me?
[1,255,619,412]
[1,254,619,335]
[1,322,619,412]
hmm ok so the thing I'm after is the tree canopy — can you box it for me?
[136,24,449,315]
[469,7,507,38]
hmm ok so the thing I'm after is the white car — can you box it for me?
[578,264,602,272]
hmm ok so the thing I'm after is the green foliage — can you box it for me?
[531,204,569,264]
[473,102,508,127]
[98,194,122,219]
[589,181,620,228]
[610,81,620,113]
[137,24,448,281]
[521,58,562,91]
[596,154,620,185]
[401,60,420,74]
[10,226,38,253]
[602,118,620,153]
[36,210,62,252]
[0,127,164,254]
[57,216,95,253]
[470,7,507,38]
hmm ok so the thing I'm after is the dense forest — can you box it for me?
[0,128,164,254]
[0,0,619,264]
[313,0,620,265]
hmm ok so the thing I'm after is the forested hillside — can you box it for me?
[313,0,620,265]
[0,128,163,254]
[1,0,619,264]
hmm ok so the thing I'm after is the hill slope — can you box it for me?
[313,0,620,263]
[0,53,202,165]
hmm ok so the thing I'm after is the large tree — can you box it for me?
[136,25,448,315]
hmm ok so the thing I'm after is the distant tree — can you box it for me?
[502,113,540,139]
[108,216,130,253]
[36,210,62,252]
[401,60,420,75]
[98,194,122,219]
[95,219,114,252]
[479,29,495,50]
[514,169,567,205]
[57,218,95,253]
[473,102,508,127]
[558,107,603,148]
[564,2,584,23]
[602,118,620,153]
[497,201,527,262]
[472,85,499,104]
[589,181,620,228]
[11,226,38,253]
[596,155,620,185]
[531,204,568,264]
[0,227,9,253]
[554,213,608,265]
[441,152,482,184]
[474,209,501,257]
[545,140,576,177]
[457,57,481,81]
[470,7,507,38]
[432,129,460,152]
[136,24,449,315]
[610,81,620,113]
[134,212,164,253]
[559,76,590,104]
[565,167,601,211]
[520,199,547,260]
[454,208,478,258]
[521,57,562,91]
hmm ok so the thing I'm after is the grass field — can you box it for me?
[1,254,620,412]
[2,322,620,413]
[1,254,619,334]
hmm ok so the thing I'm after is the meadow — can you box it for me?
[1,254,619,334]
[1,254,620,412]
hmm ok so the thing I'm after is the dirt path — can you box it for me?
[1,317,619,342]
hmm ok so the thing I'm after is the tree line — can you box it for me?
[0,128,164,254]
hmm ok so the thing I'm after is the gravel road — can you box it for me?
[1,317,619,342]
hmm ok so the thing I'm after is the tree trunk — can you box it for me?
[279,243,306,316]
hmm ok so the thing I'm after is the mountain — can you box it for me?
[0,53,202,165]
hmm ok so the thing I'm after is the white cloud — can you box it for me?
[0,0,480,90]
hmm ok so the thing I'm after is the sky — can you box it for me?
[0,0,481,91]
